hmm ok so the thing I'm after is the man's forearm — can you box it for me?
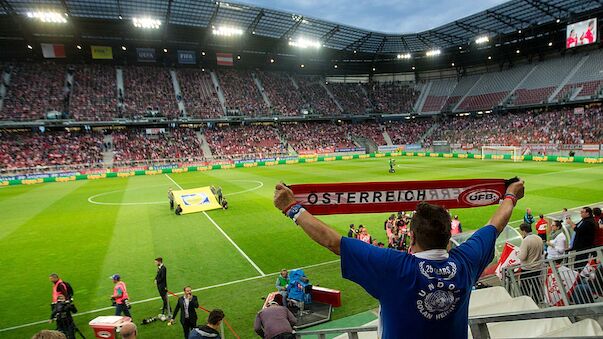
[295,211,342,255]
[488,199,516,235]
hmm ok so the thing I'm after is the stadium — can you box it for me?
[0,0,603,338]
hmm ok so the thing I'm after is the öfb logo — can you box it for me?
[461,188,501,206]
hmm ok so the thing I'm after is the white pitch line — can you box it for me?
[0,259,341,333]
[164,174,266,276]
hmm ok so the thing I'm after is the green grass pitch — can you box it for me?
[0,156,602,338]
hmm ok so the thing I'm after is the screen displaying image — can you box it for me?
[566,18,597,48]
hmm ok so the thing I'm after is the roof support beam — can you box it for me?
[208,2,220,28]
[280,16,303,40]
[399,35,410,52]
[487,10,533,27]
[455,21,503,35]
[429,31,466,45]
[344,32,371,51]
[523,0,572,19]
[162,0,173,42]
[321,25,340,45]
[376,36,387,53]
[247,9,264,33]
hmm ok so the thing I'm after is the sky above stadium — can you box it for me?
[239,0,507,33]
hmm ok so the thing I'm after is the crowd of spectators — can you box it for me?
[327,82,372,115]
[177,68,223,119]
[364,82,420,114]
[256,71,305,116]
[278,122,354,153]
[218,69,267,117]
[1,62,67,121]
[430,106,603,146]
[386,119,433,145]
[0,130,103,169]
[112,128,203,162]
[123,66,179,119]
[293,76,339,115]
[70,64,117,121]
[345,121,386,145]
[204,124,286,159]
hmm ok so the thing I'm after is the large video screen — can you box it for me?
[566,18,597,48]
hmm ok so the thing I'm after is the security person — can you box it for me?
[168,187,175,210]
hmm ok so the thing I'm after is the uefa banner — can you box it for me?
[172,186,221,215]
[137,48,156,62]
[91,45,113,59]
[289,178,510,215]
[178,50,196,64]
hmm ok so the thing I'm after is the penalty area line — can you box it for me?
[0,259,341,333]
[164,174,266,276]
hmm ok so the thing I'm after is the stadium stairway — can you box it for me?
[170,70,187,116]
[418,122,439,145]
[0,65,10,112]
[210,70,227,114]
[382,130,393,146]
[548,55,589,103]
[414,81,431,113]
[321,81,344,113]
[198,131,213,159]
[103,134,114,166]
[252,71,272,107]
[303,287,603,338]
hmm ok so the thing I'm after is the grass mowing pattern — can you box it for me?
[0,156,602,338]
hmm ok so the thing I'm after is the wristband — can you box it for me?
[282,201,299,214]
[503,193,517,206]
[286,204,305,222]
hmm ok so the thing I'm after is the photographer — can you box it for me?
[50,294,78,339]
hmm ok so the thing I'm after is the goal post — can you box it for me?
[481,145,522,162]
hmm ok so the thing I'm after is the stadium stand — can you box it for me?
[346,121,386,145]
[0,130,103,169]
[218,69,267,116]
[442,74,481,111]
[327,82,372,114]
[293,75,339,115]
[204,124,286,159]
[421,78,457,113]
[555,50,603,101]
[1,62,67,121]
[256,71,304,116]
[457,65,533,111]
[278,122,354,153]
[70,64,117,121]
[386,120,432,145]
[364,81,419,114]
[510,55,581,106]
[177,68,223,119]
[123,66,179,119]
[112,128,203,163]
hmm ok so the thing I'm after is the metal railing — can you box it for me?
[469,303,603,339]
[294,325,378,339]
[502,246,603,307]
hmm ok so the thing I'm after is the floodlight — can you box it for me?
[201,51,206,56]
[334,64,338,68]
[475,36,489,44]
[397,53,411,59]
[288,38,321,49]
[26,11,67,23]
[425,49,441,57]
[76,45,82,50]
[270,58,275,63]
[372,67,376,71]
[27,44,33,50]
[488,56,492,60]
[451,62,455,66]
[548,42,553,46]
[163,48,168,53]
[516,49,520,54]
[212,26,243,36]
[121,46,126,51]
[411,66,416,70]
[300,64,305,68]
[133,17,161,29]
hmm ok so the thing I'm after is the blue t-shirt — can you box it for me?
[341,225,497,339]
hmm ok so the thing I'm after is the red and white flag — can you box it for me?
[495,242,520,279]
[545,265,579,306]
[216,53,233,66]
[40,43,66,58]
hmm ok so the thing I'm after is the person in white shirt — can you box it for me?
[547,220,567,259]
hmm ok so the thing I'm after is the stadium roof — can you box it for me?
[0,0,601,55]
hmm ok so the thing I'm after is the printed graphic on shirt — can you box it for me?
[416,261,462,320]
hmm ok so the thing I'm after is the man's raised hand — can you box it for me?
[274,183,297,211]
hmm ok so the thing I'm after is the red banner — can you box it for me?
[289,179,507,215]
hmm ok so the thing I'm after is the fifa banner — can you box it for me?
[289,178,511,215]
[173,186,221,215]
[178,50,196,64]
[91,45,113,59]
[137,48,156,62]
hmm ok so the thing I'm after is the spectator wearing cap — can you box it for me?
[254,295,297,339]
[110,274,131,318]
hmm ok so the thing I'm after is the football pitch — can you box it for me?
[1,156,602,338]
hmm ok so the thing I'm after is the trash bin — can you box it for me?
[89,316,131,339]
